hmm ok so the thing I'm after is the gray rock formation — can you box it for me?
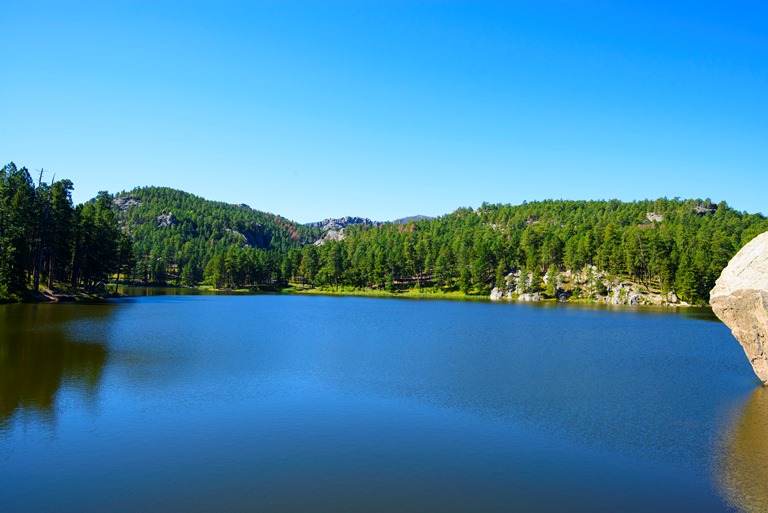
[113,196,142,211]
[309,216,384,245]
[488,266,688,307]
[646,212,664,223]
[314,229,346,246]
[306,216,382,232]
[609,284,641,305]
[710,232,768,384]
[156,212,175,228]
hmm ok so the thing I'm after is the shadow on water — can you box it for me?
[715,387,768,513]
[120,286,270,297]
[0,303,111,430]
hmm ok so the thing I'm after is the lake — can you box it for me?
[1,293,766,512]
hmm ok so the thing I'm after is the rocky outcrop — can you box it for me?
[314,229,346,246]
[113,196,142,211]
[488,266,682,306]
[156,212,175,228]
[710,232,768,385]
[309,216,384,245]
[646,212,664,223]
[609,284,640,305]
[306,216,382,232]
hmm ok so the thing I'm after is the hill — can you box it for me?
[111,188,768,304]
[9,161,765,306]
[293,198,768,304]
[114,187,320,285]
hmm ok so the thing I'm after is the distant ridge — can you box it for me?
[306,215,435,231]
[391,215,433,224]
[305,216,382,232]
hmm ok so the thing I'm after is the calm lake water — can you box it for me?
[1,292,766,512]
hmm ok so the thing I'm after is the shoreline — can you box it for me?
[287,287,702,307]
[0,288,127,305]
[3,284,706,309]
[115,283,704,307]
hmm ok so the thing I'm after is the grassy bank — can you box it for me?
[281,284,491,300]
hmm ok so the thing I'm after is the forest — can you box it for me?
[114,187,768,304]
[113,186,320,287]
[0,162,129,302]
[4,161,768,305]
[283,199,768,304]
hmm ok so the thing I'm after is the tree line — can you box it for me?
[0,162,128,301]
[281,199,768,303]
[5,165,767,305]
[113,188,768,304]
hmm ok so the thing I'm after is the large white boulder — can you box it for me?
[710,232,768,384]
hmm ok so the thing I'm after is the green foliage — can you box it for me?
[0,163,35,297]
[545,266,558,298]
[292,198,768,302]
[1,163,123,301]
[113,187,320,286]
[72,191,120,287]
[7,168,766,306]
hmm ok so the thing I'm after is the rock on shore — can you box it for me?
[710,232,768,385]
[489,266,686,306]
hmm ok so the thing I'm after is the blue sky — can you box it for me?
[2,1,766,222]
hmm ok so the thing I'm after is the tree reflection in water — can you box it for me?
[0,304,110,429]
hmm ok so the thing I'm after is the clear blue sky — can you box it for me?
[2,1,766,222]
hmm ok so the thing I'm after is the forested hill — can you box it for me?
[113,187,320,284]
[304,198,768,304]
[115,186,768,304]
[5,159,767,305]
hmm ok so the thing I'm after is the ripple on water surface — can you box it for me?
[0,295,759,512]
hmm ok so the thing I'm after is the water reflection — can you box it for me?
[0,304,110,429]
[716,387,768,513]
[120,286,265,297]
[0,295,749,512]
